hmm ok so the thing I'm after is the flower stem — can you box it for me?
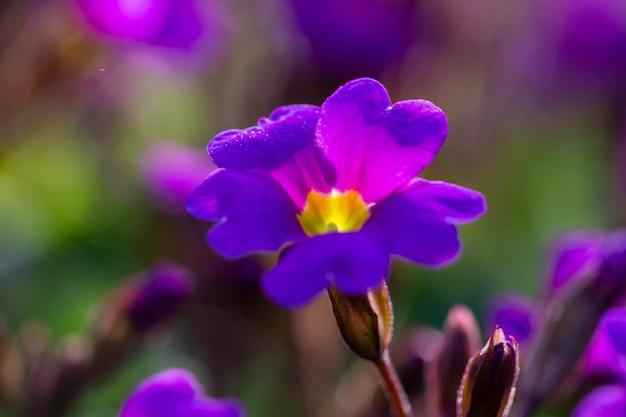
[374,351,413,417]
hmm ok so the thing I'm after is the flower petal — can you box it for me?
[120,369,199,417]
[317,78,447,203]
[208,104,334,208]
[262,232,389,308]
[364,192,461,266]
[573,385,626,417]
[186,398,244,417]
[120,369,245,417]
[548,231,605,298]
[397,179,486,223]
[186,169,305,257]
[584,308,626,381]
[487,295,537,345]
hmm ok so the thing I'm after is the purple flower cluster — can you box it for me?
[120,369,244,417]
[490,230,626,415]
[187,78,486,307]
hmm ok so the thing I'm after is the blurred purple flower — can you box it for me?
[490,230,626,343]
[142,142,217,212]
[74,0,229,65]
[584,308,626,382]
[126,262,194,331]
[120,368,244,417]
[487,295,537,346]
[519,0,626,99]
[288,0,417,78]
[187,78,486,307]
[573,384,626,417]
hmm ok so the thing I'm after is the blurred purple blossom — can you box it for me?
[142,142,217,213]
[73,0,230,71]
[486,295,537,346]
[584,308,626,382]
[518,0,626,100]
[187,78,486,307]
[288,0,417,79]
[119,368,244,417]
[573,384,626,417]
[125,262,194,331]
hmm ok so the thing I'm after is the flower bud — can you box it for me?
[457,328,519,417]
[427,305,481,417]
[328,281,392,362]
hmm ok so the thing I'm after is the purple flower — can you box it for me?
[573,384,626,417]
[584,308,626,382]
[574,309,626,416]
[288,0,416,78]
[75,0,228,55]
[120,368,244,417]
[487,295,537,346]
[141,142,217,212]
[125,262,194,331]
[187,78,486,307]
[517,0,626,100]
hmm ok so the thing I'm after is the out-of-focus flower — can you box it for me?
[142,142,217,212]
[457,328,519,417]
[187,77,486,307]
[518,0,626,100]
[95,262,194,349]
[572,384,626,417]
[125,262,194,332]
[493,230,626,416]
[288,0,417,79]
[487,295,537,346]
[120,368,244,417]
[584,308,626,382]
[76,0,205,50]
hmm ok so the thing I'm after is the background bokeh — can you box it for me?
[0,0,624,416]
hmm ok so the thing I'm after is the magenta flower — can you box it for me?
[187,78,486,307]
[141,142,217,212]
[573,384,626,417]
[120,368,244,417]
[584,308,626,382]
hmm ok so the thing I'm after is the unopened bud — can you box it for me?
[427,305,481,417]
[125,263,194,332]
[457,328,519,417]
[328,281,392,362]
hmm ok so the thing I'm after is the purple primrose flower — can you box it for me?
[575,309,626,416]
[142,142,217,212]
[120,368,244,417]
[187,78,486,307]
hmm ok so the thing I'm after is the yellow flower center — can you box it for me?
[297,189,371,236]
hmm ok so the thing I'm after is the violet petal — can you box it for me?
[186,169,305,257]
[317,78,447,203]
[262,231,389,307]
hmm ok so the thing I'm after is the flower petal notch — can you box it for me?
[187,77,486,307]
[119,368,245,417]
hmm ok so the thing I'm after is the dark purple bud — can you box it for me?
[457,328,519,417]
[125,262,194,332]
[427,305,481,417]
[328,281,392,362]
